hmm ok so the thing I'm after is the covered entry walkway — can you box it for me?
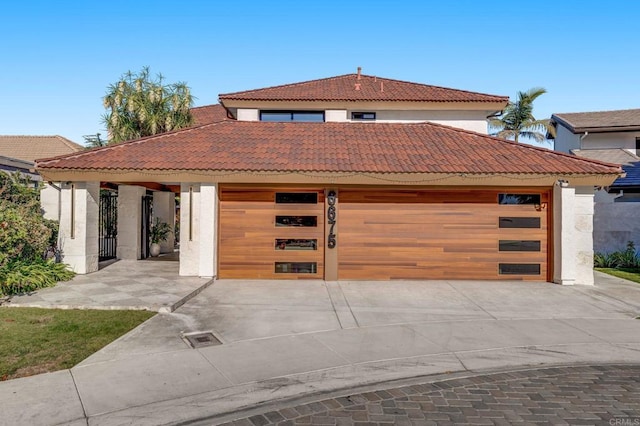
[2,258,211,312]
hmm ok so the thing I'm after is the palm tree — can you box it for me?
[489,87,555,143]
[102,67,194,144]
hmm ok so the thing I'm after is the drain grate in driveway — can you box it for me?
[183,331,222,348]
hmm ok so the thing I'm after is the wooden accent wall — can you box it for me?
[338,189,549,281]
[219,188,325,279]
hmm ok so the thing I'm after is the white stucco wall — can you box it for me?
[553,185,595,285]
[364,110,491,133]
[237,107,491,133]
[553,125,581,153]
[236,109,259,121]
[581,132,640,152]
[594,193,640,254]
[40,183,60,221]
[117,185,146,260]
[325,110,348,122]
[59,182,99,274]
[554,124,640,154]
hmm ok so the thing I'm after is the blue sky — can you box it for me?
[1,0,638,147]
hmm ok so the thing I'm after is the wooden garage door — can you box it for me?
[219,188,324,279]
[338,189,550,281]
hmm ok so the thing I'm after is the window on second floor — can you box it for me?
[260,111,324,122]
[351,112,376,121]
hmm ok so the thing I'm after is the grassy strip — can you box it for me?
[0,307,154,380]
[596,267,640,284]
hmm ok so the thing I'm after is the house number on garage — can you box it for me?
[327,190,337,249]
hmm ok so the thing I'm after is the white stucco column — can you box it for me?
[179,183,200,276]
[117,185,147,260]
[40,183,61,221]
[553,184,595,285]
[574,187,596,285]
[153,191,175,253]
[178,183,218,277]
[59,181,99,274]
[198,183,218,278]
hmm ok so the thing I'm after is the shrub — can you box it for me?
[0,259,75,295]
[0,202,52,268]
[614,241,640,268]
[0,172,72,296]
[594,252,620,268]
[594,241,640,269]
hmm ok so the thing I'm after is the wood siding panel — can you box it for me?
[219,188,324,279]
[338,189,549,281]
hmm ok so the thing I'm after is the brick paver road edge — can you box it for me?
[213,364,640,426]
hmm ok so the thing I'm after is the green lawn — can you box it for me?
[0,307,154,380]
[596,268,640,284]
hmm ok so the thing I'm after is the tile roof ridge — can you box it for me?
[553,107,640,117]
[219,73,507,101]
[357,74,508,100]
[420,120,623,172]
[0,134,62,138]
[190,103,221,110]
[54,135,84,150]
[219,74,355,97]
[36,121,232,164]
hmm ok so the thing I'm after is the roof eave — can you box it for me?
[571,125,640,134]
[36,168,622,188]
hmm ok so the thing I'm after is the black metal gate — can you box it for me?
[141,194,153,259]
[98,191,118,261]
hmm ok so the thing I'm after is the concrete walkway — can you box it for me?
[1,258,212,312]
[2,272,640,425]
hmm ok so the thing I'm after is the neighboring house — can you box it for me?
[0,135,84,220]
[0,155,40,185]
[550,109,640,253]
[36,70,622,285]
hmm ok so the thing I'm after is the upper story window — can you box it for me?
[351,112,376,121]
[260,111,324,122]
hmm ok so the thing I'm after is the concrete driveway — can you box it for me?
[3,272,640,425]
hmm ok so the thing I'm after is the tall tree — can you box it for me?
[489,87,555,143]
[102,67,194,144]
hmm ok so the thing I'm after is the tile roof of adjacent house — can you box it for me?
[572,149,640,188]
[0,135,84,162]
[571,148,640,166]
[190,104,230,126]
[0,155,40,181]
[219,73,508,104]
[552,108,640,133]
[36,121,621,176]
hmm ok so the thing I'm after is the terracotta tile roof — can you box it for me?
[0,135,84,162]
[552,108,640,133]
[219,73,508,104]
[37,121,621,176]
[190,104,230,126]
